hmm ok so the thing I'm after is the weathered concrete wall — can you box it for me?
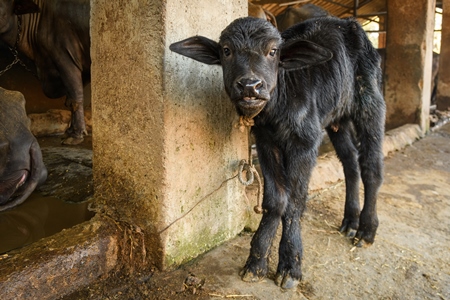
[91,0,248,269]
[384,0,436,131]
[162,1,250,267]
[437,0,450,110]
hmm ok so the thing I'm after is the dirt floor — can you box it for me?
[60,123,450,300]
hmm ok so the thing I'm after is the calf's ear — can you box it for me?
[14,0,40,15]
[280,39,333,70]
[170,36,221,65]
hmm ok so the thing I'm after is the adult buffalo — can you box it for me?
[248,1,277,28]
[0,87,47,211]
[276,4,330,31]
[0,0,90,145]
[170,17,385,289]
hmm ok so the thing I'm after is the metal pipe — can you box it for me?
[320,0,351,9]
[357,12,387,18]
[354,0,359,17]
[279,0,310,7]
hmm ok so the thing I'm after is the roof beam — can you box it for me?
[250,0,307,4]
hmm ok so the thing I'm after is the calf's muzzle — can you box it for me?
[237,78,263,99]
[234,77,268,118]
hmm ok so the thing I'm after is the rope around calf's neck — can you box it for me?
[237,116,263,214]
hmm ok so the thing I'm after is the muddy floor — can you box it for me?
[0,136,94,254]
[61,124,450,300]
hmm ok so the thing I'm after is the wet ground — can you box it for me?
[0,136,94,254]
[61,123,450,300]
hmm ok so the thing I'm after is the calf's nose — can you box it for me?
[237,78,262,98]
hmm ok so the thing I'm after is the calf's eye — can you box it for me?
[269,49,277,57]
[223,47,231,57]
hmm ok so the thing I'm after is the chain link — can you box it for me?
[0,56,20,77]
[0,15,35,77]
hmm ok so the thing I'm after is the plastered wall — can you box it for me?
[91,0,250,269]
[384,0,435,131]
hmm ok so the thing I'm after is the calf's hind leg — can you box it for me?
[354,119,384,246]
[326,122,361,239]
[327,117,384,246]
[352,57,386,246]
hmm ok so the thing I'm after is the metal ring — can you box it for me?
[238,160,254,186]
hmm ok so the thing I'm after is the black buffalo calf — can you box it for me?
[170,16,385,289]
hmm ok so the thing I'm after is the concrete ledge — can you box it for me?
[0,215,119,300]
[29,110,92,137]
[382,124,424,156]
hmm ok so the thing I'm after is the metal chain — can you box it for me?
[0,56,21,77]
[0,15,36,77]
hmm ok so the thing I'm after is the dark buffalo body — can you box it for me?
[0,87,47,211]
[276,4,330,31]
[170,16,385,289]
[0,0,90,145]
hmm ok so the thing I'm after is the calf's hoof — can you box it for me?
[61,136,84,145]
[274,272,300,289]
[353,230,375,248]
[353,218,378,247]
[353,237,372,248]
[239,267,266,283]
[340,226,357,238]
[339,218,359,238]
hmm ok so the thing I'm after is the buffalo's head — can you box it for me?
[0,88,47,211]
[169,17,332,119]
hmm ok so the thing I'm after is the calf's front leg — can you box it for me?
[274,206,303,289]
[240,144,289,282]
[240,173,287,282]
[275,151,315,289]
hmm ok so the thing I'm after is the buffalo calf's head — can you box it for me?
[170,17,333,118]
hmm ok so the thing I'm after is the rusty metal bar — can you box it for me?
[354,0,359,17]
[319,0,352,9]
[357,11,387,18]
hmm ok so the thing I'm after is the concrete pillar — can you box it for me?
[437,0,450,110]
[384,0,436,131]
[90,0,248,269]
